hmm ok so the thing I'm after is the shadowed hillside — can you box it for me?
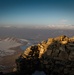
[15,35,74,75]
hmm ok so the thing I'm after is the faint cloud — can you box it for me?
[59,19,68,24]
[49,19,71,26]
[58,19,71,26]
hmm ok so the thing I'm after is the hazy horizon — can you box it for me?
[0,27,74,41]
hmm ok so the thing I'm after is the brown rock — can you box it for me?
[46,50,52,56]
[61,40,68,44]
[59,46,65,51]
[69,51,74,60]
[16,35,74,75]
[52,49,59,57]
[59,51,68,60]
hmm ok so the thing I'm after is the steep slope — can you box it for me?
[16,35,74,75]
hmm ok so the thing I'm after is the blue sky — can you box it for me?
[0,0,74,26]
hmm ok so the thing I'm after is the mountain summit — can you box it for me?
[16,35,74,75]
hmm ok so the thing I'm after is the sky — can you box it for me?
[0,0,74,27]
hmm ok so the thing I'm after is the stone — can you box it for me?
[59,46,65,51]
[43,60,48,64]
[46,50,52,56]
[52,49,60,57]
[69,51,74,60]
[66,43,74,50]
[59,51,68,60]
[13,68,17,72]
[61,41,68,44]
[16,35,74,75]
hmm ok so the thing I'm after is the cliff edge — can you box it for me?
[16,35,74,75]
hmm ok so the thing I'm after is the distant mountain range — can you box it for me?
[47,24,74,29]
[0,24,74,29]
[32,24,74,29]
[0,37,28,43]
[0,37,28,56]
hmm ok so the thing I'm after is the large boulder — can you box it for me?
[16,35,74,75]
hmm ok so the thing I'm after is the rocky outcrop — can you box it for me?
[16,35,74,75]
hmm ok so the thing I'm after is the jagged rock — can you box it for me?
[46,50,52,56]
[16,35,74,75]
[59,51,68,60]
[69,51,74,60]
[67,43,74,50]
[51,49,59,57]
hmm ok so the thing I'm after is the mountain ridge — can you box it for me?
[16,35,74,75]
[0,25,74,29]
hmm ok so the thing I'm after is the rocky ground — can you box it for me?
[16,35,74,75]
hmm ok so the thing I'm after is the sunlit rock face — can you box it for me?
[16,35,74,75]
